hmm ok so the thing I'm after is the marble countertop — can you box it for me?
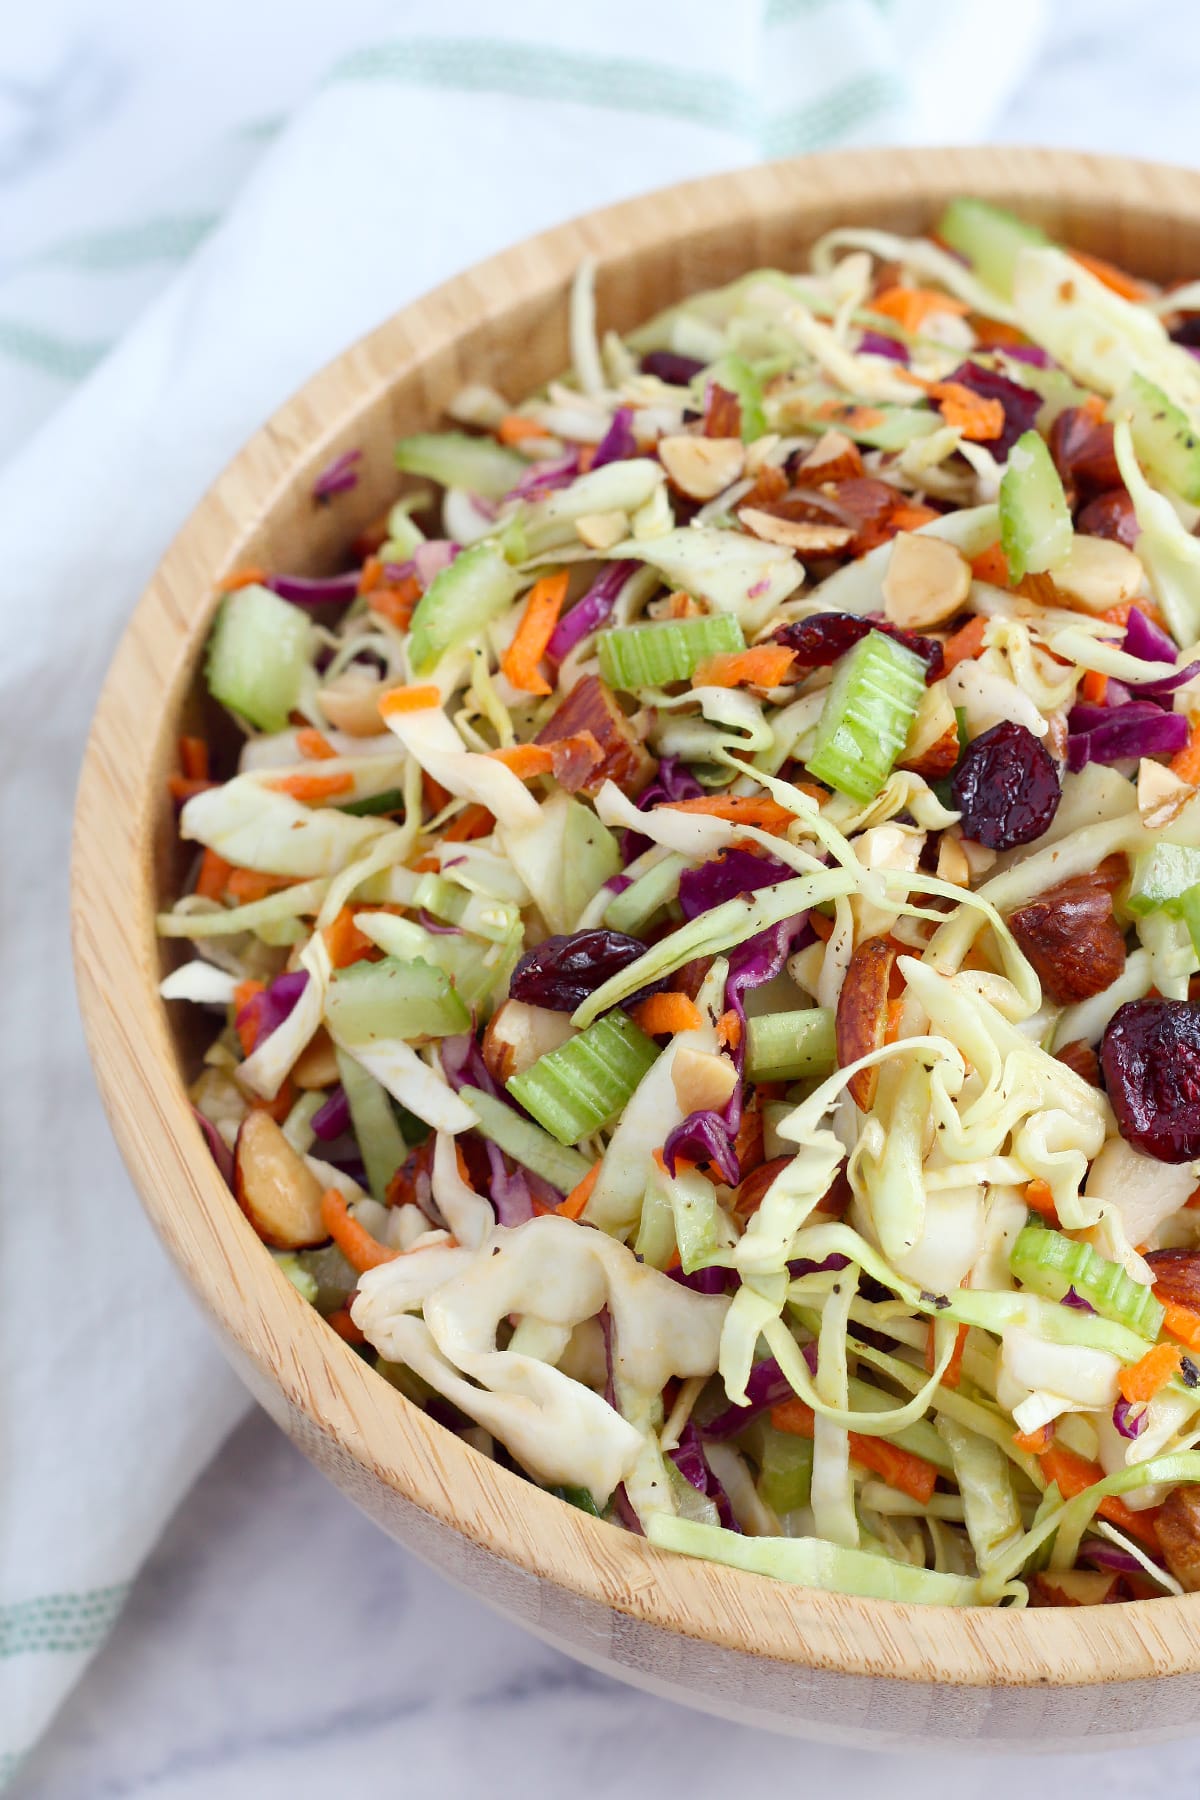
[10,0,1200,1793]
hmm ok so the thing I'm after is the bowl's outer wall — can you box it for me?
[72,147,1200,1748]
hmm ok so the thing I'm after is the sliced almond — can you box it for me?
[738,508,852,553]
[900,680,957,775]
[235,1109,327,1249]
[481,1000,576,1086]
[658,435,745,500]
[320,672,387,737]
[936,833,972,888]
[796,430,861,483]
[1138,755,1195,826]
[835,935,898,1112]
[291,1027,340,1091]
[671,1046,738,1116]
[1028,1569,1120,1607]
[575,510,628,551]
[882,531,971,630]
[743,433,782,475]
[1050,534,1144,613]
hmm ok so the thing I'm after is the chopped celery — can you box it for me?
[633,1175,677,1269]
[935,1415,1023,1575]
[1114,372,1200,504]
[549,1484,604,1517]
[459,1085,593,1193]
[206,584,312,732]
[745,1007,836,1082]
[406,543,522,675]
[998,429,1072,582]
[412,871,519,943]
[603,853,687,935]
[598,613,745,690]
[1009,1225,1164,1340]
[703,353,766,440]
[273,1251,319,1306]
[665,1164,724,1273]
[936,197,1049,300]
[293,1242,358,1314]
[393,430,525,499]
[756,1425,814,1514]
[340,786,406,817]
[325,956,470,1044]
[1127,842,1200,916]
[506,1009,659,1145]
[561,799,622,931]
[805,629,926,803]
[1182,885,1200,961]
[336,1047,407,1202]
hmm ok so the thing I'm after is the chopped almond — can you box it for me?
[1138,757,1196,828]
[882,531,971,630]
[320,673,388,737]
[671,1047,738,1116]
[482,1000,576,1085]
[900,681,958,777]
[836,936,900,1112]
[291,1028,340,1090]
[1051,535,1144,614]
[575,510,628,550]
[738,507,852,553]
[936,833,972,888]
[658,434,745,500]
[794,430,864,485]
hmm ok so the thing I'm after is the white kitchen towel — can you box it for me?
[0,0,1044,1782]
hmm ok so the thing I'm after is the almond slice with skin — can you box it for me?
[835,935,899,1112]
[738,507,852,553]
[658,435,745,500]
[882,530,971,630]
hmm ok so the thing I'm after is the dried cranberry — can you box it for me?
[951,720,1061,849]
[945,361,1041,460]
[774,612,944,681]
[508,929,649,1013]
[640,350,705,385]
[1170,316,1200,348]
[1076,488,1139,549]
[1049,407,1121,499]
[1101,1000,1200,1163]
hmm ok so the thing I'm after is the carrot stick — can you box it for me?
[1013,1424,1052,1455]
[497,413,550,444]
[220,566,270,591]
[630,992,704,1035]
[267,770,354,802]
[233,978,265,1056]
[295,726,338,761]
[378,685,442,719]
[367,573,421,631]
[442,803,495,842]
[323,906,376,969]
[1160,1300,1200,1353]
[660,794,794,832]
[1170,720,1200,786]
[320,1187,399,1272]
[692,646,797,689]
[808,910,834,942]
[325,1308,366,1345]
[770,1398,939,1504]
[1079,669,1109,706]
[225,868,295,904]
[356,555,383,596]
[889,502,940,533]
[178,735,209,780]
[501,571,569,696]
[870,286,969,332]
[487,744,556,778]
[1025,1178,1059,1224]
[421,770,452,814]
[1070,248,1149,301]
[1038,1444,1161,1551]
[168,776,217,802]
[969,542,1010,587]
[716,1008,742,1051]
[195,847,232,901]
[557,1159,601,1221]
[929,381,1005,442]
[926,1321,968,1389]
[1119,1343,1182,1405]
[941,613,989,673]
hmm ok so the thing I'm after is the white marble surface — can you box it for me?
[9,0,1200,1793]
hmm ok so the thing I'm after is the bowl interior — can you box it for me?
[73,146,1200,1718]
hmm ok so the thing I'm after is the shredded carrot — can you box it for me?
[692,646,797,689]
[807,910,834,942]
[969,542,1010,587]
[925,1321,968,1389]
[367,574,421,632]
[941,613,989,674]
[267,770,354,802]
[195,847,232,901]
[929,380,1006,442]
[325,1308,366,1345]
[884,998,905,1046]
[497,413,551,444]
[1079,669,1109,706]
[1187,1184,1200,1211]
[324,906,376,969]
[661,794,794,833]
[1170,720,1200,786]
[178,735,209,780]
[1037,1443,1161,1551]
[1013,1424,1052,1455]
[168,775,217,802]
[295,726,338,761]
[442,803,495,842]
[1119,1343,1182,1406]
[771,1398,939,1505]
[378,684,442,717]
[220,566,269,591]
[488,743,556,779]
[1160,1300,1200,1353]
[716,1007,743,1051]
[421,770,452,815]
[356,555,384,596]
[1024,1178,1059,1224]
[253,1077,295,1125]
[631,992,704,1036]
[1070,248,1149,301]
[814,401,886,430]
[971,317,1030,350]
[501,571,569,696]
[233,978,265,1056]
[558,1159,601,1221]
[870,285,969,333]
[320,1187,399,1272]
[225,868,295,905]
[889,502,940,533]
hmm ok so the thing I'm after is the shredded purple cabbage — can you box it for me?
[944,361,1042,461]
[416,910,464,936]
[640,350,705,385]
[1061,1285,1096,1313]
[1112,1396,1148,1440]
[1067,701,1190,770]
[858,331,908,363]
[311,448,361,501]
[1123,606,1180,665]
[413,540,460,590]
[485,1142,536,1224]
[235,969,308,1046]
[667,1422,741,1531]
[193,1107,235,1189]
[1003,344,1052,369]
[1080,1539,1149,1575]
[265,571,360,607]
[667,1265,735,1295]
[311,1085,351,1141]
[622,755,705,859]
[545,561,635,663]
[787,1252,852,1278]
[702,1356,792,1440]
[507,452,581,502]
[591,407,637,469]
[440,1032,505,1101]
[678,847,791,921]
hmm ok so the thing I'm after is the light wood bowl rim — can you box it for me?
[72,145,1200,1692]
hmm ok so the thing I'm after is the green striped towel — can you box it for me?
[0,1,1043,1785]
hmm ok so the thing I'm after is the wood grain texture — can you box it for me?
[71,147,1200,1748]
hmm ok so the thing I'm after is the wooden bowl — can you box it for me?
[72,147,1200,1750]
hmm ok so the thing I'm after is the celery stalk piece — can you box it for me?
[411,871,519,944]
[406,543,522,675]
[703,353,767,440]
[1127,842,1200,916]
[340,786,406,818]
[757,1426,814,1513]
[597,613,745,690]
[273,1252,319,1306]
[603,853,687,935]
[324,956,471,1043]
[458,1085,592,1194]
[1114,372,1200,504]
[393,430,526,499]
[782,405,940,452]
[745,1007,836,1082]
[998,429,1072,582]
[335,1048,407,1203]
[1009,1225,1164,1340]
[936,197,1049,301]
[805,629,926,803]
[206,584,312,732]
[506,1009,659,1145]
[1182,885,1200,961]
